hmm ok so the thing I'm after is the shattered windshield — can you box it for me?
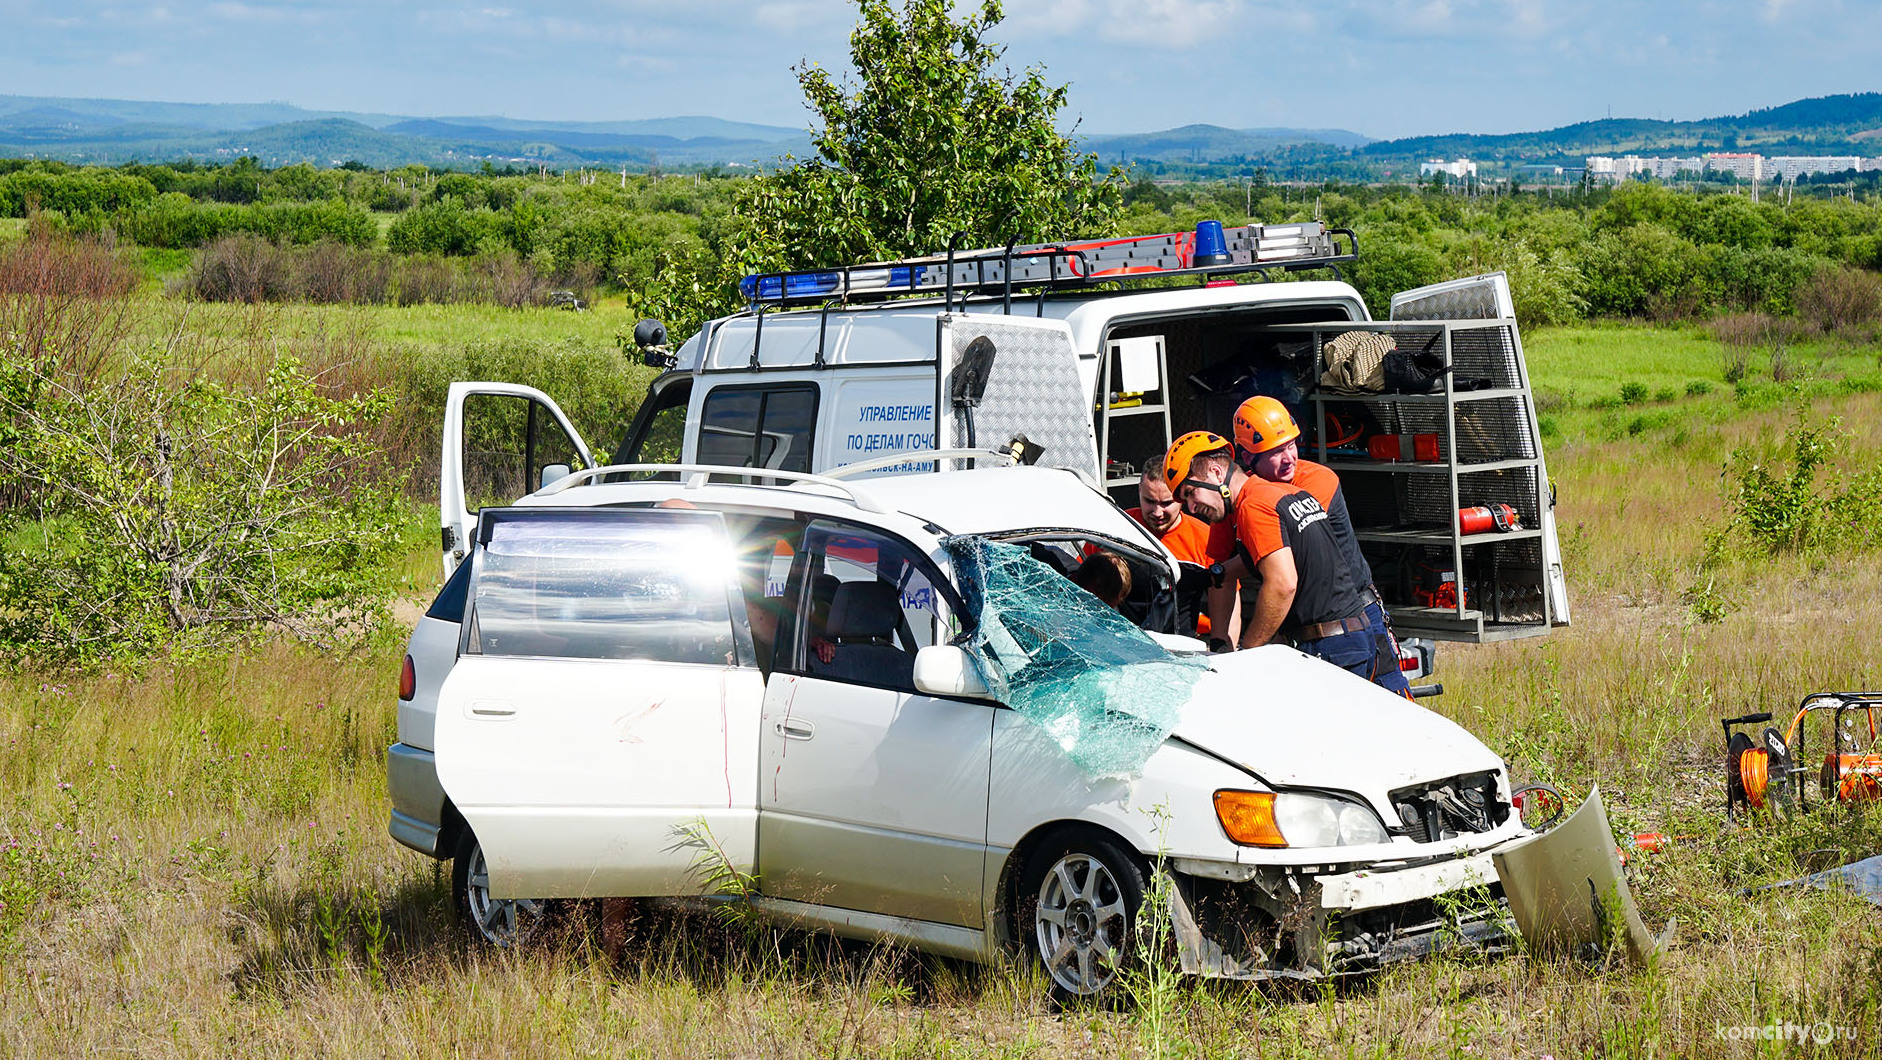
[943,535,1209,778]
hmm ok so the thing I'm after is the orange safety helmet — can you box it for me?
[1232,396,1300,469]
[1162,430,1234,496]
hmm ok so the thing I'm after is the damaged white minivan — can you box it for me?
[392,459,1530,999]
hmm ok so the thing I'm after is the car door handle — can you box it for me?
[469,700,516,718]
[774,719,816,741]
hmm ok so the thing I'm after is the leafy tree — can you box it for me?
[628,0,1123,342]
[744,0,1121,267]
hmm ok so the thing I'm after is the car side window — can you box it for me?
[723,513,809,675]
[789,521,959,693]
[463,510,746,666]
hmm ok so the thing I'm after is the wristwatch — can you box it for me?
[1208,561,1227,589]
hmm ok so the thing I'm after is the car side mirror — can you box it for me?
[913,645,992,700]
[538,463,572,490]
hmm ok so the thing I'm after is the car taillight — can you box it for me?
[1400,654,1419,672]
[399,654,416,701]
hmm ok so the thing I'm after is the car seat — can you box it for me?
[809,581,912,687]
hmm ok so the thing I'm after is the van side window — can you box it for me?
[696,385,818,474]
[459,393,587,511]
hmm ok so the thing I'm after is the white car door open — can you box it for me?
[433,506,764,900]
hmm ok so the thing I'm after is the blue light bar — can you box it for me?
[739,265,923,303]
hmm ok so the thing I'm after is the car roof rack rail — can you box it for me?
[738,221,1358,309]
[820,447,1018,479]
[538,463,891,513]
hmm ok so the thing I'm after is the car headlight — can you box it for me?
[1214,790,1389,848]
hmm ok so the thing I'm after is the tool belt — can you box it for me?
[1289,613,1369,644]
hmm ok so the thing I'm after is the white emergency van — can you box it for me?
[440,222,1569,644]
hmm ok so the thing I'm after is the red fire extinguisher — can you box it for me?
[1458,504,1521,534]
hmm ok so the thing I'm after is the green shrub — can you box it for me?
[0,346,406,665]
[0,167,159,217]
[1721,406,1882,554]
[1686,380,1713,397]
[1348,224,1445,316]
[386,199,501,256]
[1620,381,1649,405]
[1576,222,1704,319]
[1697,244,1825,315]
[117,197,377,249]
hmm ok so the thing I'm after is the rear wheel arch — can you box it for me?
[438,799,467,861]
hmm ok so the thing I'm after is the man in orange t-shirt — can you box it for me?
[1169,401,1408,694]
[1125,454,1224,638]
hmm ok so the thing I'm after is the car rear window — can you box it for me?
[466,511,741,665]
[426,559,473,623]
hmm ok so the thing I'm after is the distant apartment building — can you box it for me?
[1766,155,1865,180]
[1705,153,1763,181]
[1420,158,1477,178]
[1585,151,1882,184]
[1586,155,1702,180]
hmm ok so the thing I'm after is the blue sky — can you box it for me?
[3,1,1879,139]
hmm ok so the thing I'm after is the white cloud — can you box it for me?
[753,3,840,35]
[208,2,286,22]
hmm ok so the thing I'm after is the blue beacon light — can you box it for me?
[1192,220,1233,267]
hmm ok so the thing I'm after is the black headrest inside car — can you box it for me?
[827,582,902,640]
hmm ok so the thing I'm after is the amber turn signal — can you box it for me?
[1213,790,1287,847]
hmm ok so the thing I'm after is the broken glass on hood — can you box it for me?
[944,536,1209,778]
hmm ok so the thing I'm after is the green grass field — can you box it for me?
[4,305,1882,1057]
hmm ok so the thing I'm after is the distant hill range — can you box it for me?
[2,92,1880,174]
[1361,94,1882,165]
[0,95,813,169]
[1081,123,1372,162]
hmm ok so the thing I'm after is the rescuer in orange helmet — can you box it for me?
[1169,398,1409,695]
[1131,446,1232,639]
[1160,431,1250,647]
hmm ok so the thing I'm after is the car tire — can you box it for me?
[1017,828,1147,1003]
[452,828,548,949]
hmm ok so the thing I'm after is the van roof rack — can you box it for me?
[738,221,1358,308]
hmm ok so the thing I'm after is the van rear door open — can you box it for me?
[1390,273,1570,628]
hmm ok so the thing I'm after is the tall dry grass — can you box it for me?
[4,391,1881,1056]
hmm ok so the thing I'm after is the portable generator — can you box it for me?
[1722,692,1882,821]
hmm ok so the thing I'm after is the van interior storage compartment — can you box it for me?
[1097,301,1562,644]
